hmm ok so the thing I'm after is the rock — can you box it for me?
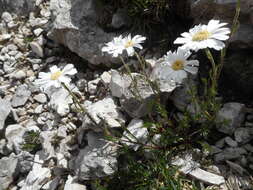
[87,78,100,95]
[121,119,148,151]
[0,0,36,16]
[49,0,120,66]
[49,88,73,116]
[226,160,247,175]
[0,98,11,130]
[234,127,253,144]
[40,130,57,159]
[214,147,247,162]
[224,136,238,147]
[34,93,47,103]
[216,103,245,135]
[82,96,125,132]
[0,153,19,190]
[110,70,156,118]
[189,168,225,185]
[100,71,111,86]
[74,131,118,180]
[1,12,13,23]
[17,151,34,174]
[0,139,10,155]
[10,70,27,80]
[33,28,44,36]
[29,41,44,58]
[34,104,43,114]
[64,175,87,190]
[5,124,26,153]
[11,84,31,107]
[111,8,131,29]
[20,151,52,190]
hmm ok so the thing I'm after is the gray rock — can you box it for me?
[0,153,19,190]
[40,130,57,159]
[214,147,247,162]
[34,104,43,114]
[215,138,226,148]
[74,131,118,180]
[49,0,120,66]
[111,8,131,29]
[0,139,10,155]
[17,151,34,174]
[1,12,13,23]
[11,84,31,107]
[20,151,52,190]
[34,93,47,103]
[216,103,245,135]
[82,96,125,132]
[0,0,36,16]
[64,175,87,190]
[243,144,253,152]
[121,119,148,151]
[234,127,253,144]
[5,124,26,153]
[224,136,238,147]
[100,71,111,86]
[10,70,27,80]
[0,98,11,130]
[29,41,44,58]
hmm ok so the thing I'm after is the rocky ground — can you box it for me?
[0,0,253,190]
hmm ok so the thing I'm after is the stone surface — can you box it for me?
[234,127,253,144]
[64,175,87,190]
[34,93,47,103]
[224,136,238,147]
[74,131,118,180]
[82,96,125,132]
[214,147,247,162]
[0,153,19,190]
[30,42,44,58]
[216,103,245,135]
[121,119,148,151]
[49,0,119,66]
[5,124,26,153]
[0,0,36,16]
[11,84,31,107]
[0,98,11,130]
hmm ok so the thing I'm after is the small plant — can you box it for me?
[22,130,42,153]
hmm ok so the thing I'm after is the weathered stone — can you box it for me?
[214,147,247,162]
[216,103,245,135]
[64,175,87,190]
[34,93,47,103]
[5,124,26,153]
[224,136,238,147]
[29,41,44,58]
[74,131,118,180]
[111,8,131,29]
[11,84,31,107]
[49,0,119,66]
[82,96,125,132]
[0,98,11,130]
[0,0,36,16]
[234,127,253,144]
[121,119,148,151]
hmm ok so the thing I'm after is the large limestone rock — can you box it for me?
[0,98,11,131]
[0,0,36,16]
[49,0,122,66]
[191,0,253,48]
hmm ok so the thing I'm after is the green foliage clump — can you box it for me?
[22,130,42,153]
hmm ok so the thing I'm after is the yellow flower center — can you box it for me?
[171,60,184,71]
[192,30,211,41]
[50,71,62,80]
[125,40,133,48]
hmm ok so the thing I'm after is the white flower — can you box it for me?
[161,48,199,83]
[121,34,146,56]
[174,20,230,51]
[34,64,77,91]
[101,34,146,57]
[101,35,124,57]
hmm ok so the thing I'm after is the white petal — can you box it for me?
[59,76,71,84]
[186,60,199,66]
[134,43,143,49]
[62,64,77,75]
[184,65,198,74]
[126,47,135,56]
[50,65,60,73]
[174,37,189,44]
[38,72,51,79]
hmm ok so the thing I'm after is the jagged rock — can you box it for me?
[216,103,245,135]
[0,139,10,155]
[81,96,125,132]
[214,147,247,162]
[0,153,19,190]
[0,0,36,16]
[234,127,253,144]
[0,98,11,130]
[17,151,34,174]
[20,151,52,190]
[34,93,47,103]
[74,131,118,180]
[111,8,131,29]
[121,119,148,151]
[11,84,31,107]
[224,136,238,147]
[64,175,87,190]
[30,41,44,58]
[49,0,119,66]
[49,88,73,116]
[40,130,57,159]
[5,124,26,153]
[110,70,156,118]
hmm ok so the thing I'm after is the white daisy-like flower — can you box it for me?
[161,48,199,83]
[101,35,125,57]
[174,20,231,51]
[121,34,146,56]
[34,64,77,91]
